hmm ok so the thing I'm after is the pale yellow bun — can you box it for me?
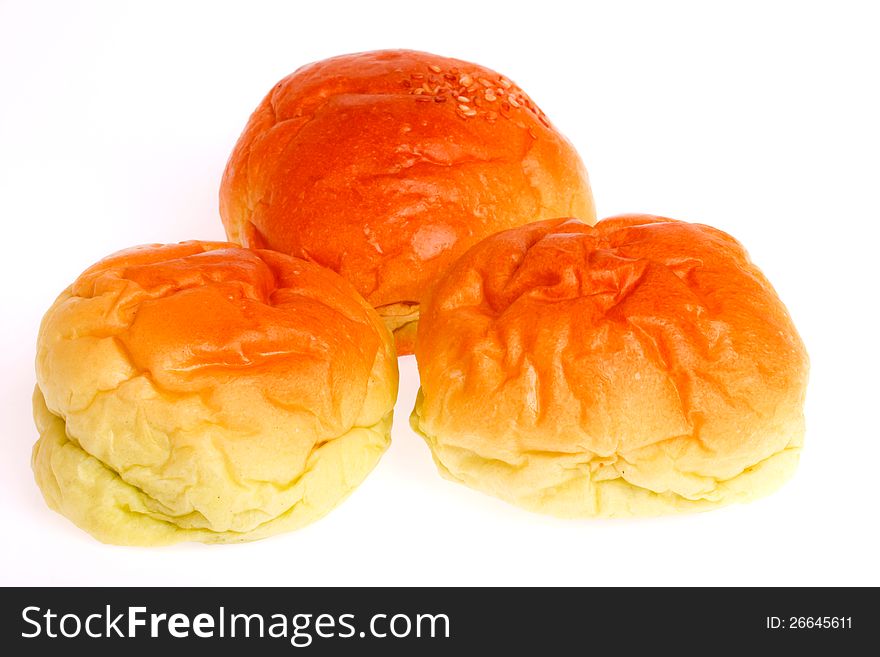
[219,49,596,354]
[33,242,398,544]
[411,215,808,517]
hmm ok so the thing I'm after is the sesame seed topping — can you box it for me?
[400,67,543,127]
[528,128,538,139]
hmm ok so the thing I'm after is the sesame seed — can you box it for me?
[459,74,474,86]
[423,82,433,92]
[478,77,493,87]
[539,116,550,127]
[413,88,424,94]
[457,95,470,103]
[486,110,498,120]
[411,73,425,79]
[499,78,512,88]
[464,109,477,116]
[428,64,442,73]
[528,128,538,138]
[458,103,471,112]
[484,91,497,102]
[508,95,520,108]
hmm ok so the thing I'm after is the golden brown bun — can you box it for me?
[219,49,595,354]
[411,215,808,516]
[32,242,398,545]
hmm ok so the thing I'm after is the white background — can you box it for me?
[1,0,878,586]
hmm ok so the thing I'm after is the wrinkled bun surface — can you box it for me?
[219,49,595,353]
[411,215,808,516]
[33,242,398,544]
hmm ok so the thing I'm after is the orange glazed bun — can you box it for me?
[219,49,595,354]
[32,242,398,545]
[411,215,808,517]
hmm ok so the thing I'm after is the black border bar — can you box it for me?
[0,587,871,654]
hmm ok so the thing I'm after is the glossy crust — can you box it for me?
[411,215,808,516]
[32,242,398,544]
[219,49,595,354]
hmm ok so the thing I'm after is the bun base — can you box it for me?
[410,390,802,517]
[32,388,391,545]
[378,302,419,356]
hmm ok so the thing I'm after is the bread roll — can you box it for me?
[219,49,595,354]
[32,242,398,544]
[411,215,808,516]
